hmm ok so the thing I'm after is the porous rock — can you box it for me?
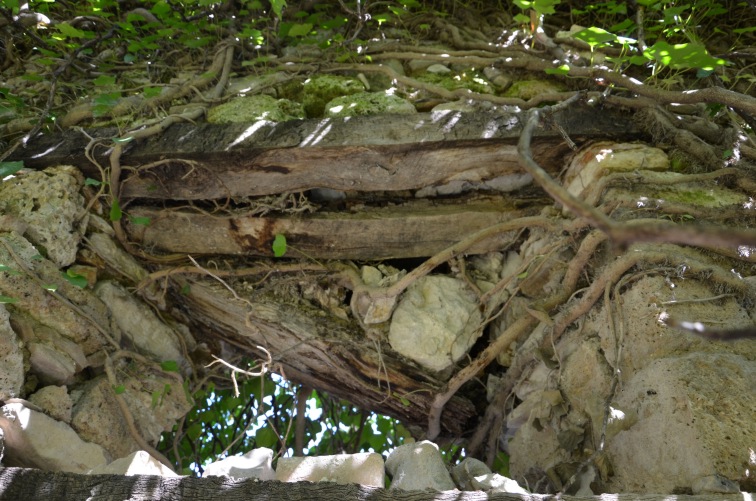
[0,305,24,399]
[0,165,87,267]
[324,91,416,117]
[389,275,482,372]
[28,385,73,423]
[95,281,184,365]
[71,366,191,460]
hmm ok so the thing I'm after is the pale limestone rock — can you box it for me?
[388,276,482,372]
[203,447,275,480]
[0,232,115,356]
[607,352,755,493]
[29,385,73,423]
[385,441,455,491]
[0,402,108,472]
[563,142,669,200]
[451,457,491,490]
[0,165,87,267]
[88,450,178,477]
[426,64,451,74]
[95,281,183,365]
[471,473,529,494]
[71,367,192,460]
[276,452,384,487]
[0,305,23,399]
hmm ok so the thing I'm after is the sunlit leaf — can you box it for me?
[0,161,24,178]
[272,234,287,257]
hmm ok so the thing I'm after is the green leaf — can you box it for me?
[63,269,88,289]
[545,64,570,75]
[644,41,726,71]
[161,360,180,372]
[84,178,102,186]
[92,92,120,117]
[573,27,634,47]
[56,22,86,38]
[0,161,24,178]
[180,284,190,295]
[110,198,122,221]
[287,22,313,37]
[113,384,126,394]
[151,390,161,408]
[0,295,19,304]
[186,422,203,440]
[0,264,21,275]
[270,0,286,19]
[272,234,287,257]
[128,215,151,226]
[93,75,116,87]
[255,426,278,447]
[143,86,162,98]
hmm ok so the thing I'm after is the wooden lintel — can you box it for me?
[127,198,533,260]
[10,105,642,200]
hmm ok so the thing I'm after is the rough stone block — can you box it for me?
[276,452,384,487]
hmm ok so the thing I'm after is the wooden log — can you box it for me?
[126,198,535,260]
[9,105,642,200]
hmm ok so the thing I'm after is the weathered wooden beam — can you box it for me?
[10,105,642,200]
[126,198,534,260]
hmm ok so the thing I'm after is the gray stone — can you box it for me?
[71,366,191,460]
[88,450,178,477]
[0,305,24,400]
[95,281,183,365]
[0,232,115,357]
[451,457,491,490]
[302,75,365,117]
[389,276,482,372]
[606,352,755,493]
[0,402,109,472]
[324,92,416,117]
[426,64,451,74]
[276,452,384,487]
[386,441,455,491]
[407,59,435,75]
[0,166,87,267]
[503,79,566,101]
[207,95,305,123]
[203,447,275,480]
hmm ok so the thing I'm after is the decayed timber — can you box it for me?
[10,105,642,200]
[173,278,476,436]
[2,468,746,501]
[126,198,535,259]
